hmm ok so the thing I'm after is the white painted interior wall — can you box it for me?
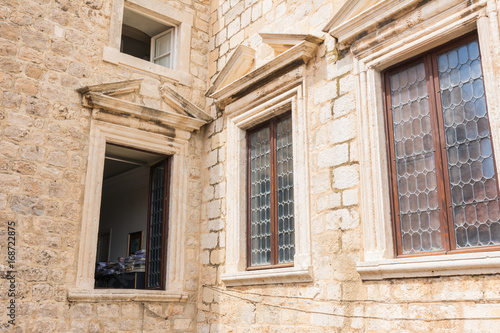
[98,166,149,261]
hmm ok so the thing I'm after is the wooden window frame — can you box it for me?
[383,33,500,258]
[145,157,170,289]
[246,112,294,270]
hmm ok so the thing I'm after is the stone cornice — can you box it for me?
[222,266,313,287]
[323,0,425,43]
[205,45,255,97]
[259,33,324,55]
[78,80,211,132]
[85,92,206,132]
[77,79,143,96]
[357,251,500,280]
[68,289,189,302]
[208,39,321,108]
[161,85,213,122]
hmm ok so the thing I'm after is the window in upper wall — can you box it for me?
[120,7,175,69]
[247,113,295,269]
[384,34,500,256]
[95,144,170,290]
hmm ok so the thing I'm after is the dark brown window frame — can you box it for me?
[146,157,170,289]
[246,112,294,270]
[383,32,500,258]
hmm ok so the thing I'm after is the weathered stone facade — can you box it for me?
[3,0,500,332]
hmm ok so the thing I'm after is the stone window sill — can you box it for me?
[356,251,500,280]
[221,266,313,287]
[68,289,189,303]
[103,47,191,86]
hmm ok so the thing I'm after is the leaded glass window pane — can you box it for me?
[276,117,295,263]
[389,63,443,254]
[386,36,500,256]
[148,163,164,288]
[249,127,272,266]
[437,40,500,248]
[248,114,295,267]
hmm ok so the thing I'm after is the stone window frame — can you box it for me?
[104,0,193,86]
[222,81,313,287]
[69,79,211,301]
[206,36,322,286]
[69,119,189,302]
[325,0,500,279]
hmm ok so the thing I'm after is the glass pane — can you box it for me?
[154,55,171,68]
[148,162,165,288]
[276,117,295,263]
[249,127,272,266]
[390,63,443,254]
[155,31,171,57]
[437,40,500,248]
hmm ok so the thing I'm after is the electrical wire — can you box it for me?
[205,284,500,305]
[203,285,500,322]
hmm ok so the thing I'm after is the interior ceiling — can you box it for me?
[122,7,171,37]
[103,144,164,180]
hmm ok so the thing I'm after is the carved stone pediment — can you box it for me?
[205,45,255,97]
[324,0,484,61]
[323,0,427,46]
[78,79,212,133]
[259,33,324,56]
[207,34,323,109]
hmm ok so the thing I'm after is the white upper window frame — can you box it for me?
[151,28,175,69]
[104,0,192,86]
[325,0,500,280]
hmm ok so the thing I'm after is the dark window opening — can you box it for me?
[95,144,170,289]
[121,24,151,61]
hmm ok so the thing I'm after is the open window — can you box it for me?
[103,0,193,85]
[120,7,175,69]
[95,144,170,290]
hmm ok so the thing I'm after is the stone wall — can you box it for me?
[199,0,500,332]
[3,0,500,332]
[0,0,210,331]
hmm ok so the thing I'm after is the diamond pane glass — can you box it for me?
[390,63,443,253]
[276,117,295,263]
[249,127,271,265]
[437,40,500,248]
[148,163,164,288]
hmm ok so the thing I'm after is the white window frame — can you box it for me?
[151,28,175,69]
[104,0,192,86]
[328,0,500,279]
[222,78,313,286]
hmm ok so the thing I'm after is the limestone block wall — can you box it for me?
[200,0,500,332]
[0,0,210,331]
